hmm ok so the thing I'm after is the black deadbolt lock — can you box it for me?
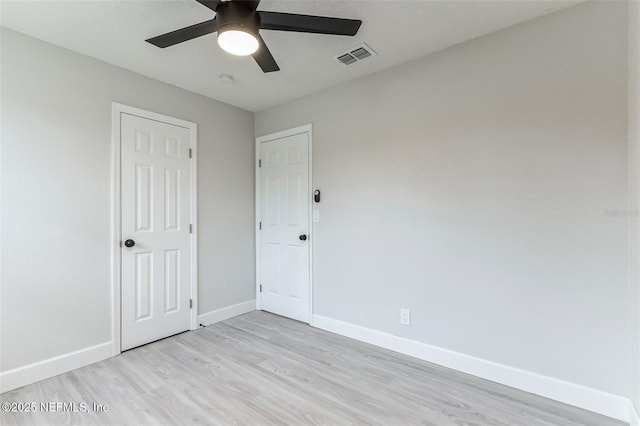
[299,234,307,241]
[314,190,321,203]
[124,239,136,248]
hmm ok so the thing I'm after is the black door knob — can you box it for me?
[299,234,307,241]
[124,239,135,248]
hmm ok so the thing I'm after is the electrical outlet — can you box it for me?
[400,308,411,326]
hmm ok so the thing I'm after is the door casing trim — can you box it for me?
[111,102,198,356]
[255,124,313,324]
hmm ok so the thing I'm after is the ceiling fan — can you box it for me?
[146,0,362,73]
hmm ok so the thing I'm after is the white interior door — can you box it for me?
[120,113,192,351]
[259,130,311,322]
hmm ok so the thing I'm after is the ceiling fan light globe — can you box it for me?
[218,30,259,56]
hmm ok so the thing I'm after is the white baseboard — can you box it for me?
[0,342,113,394]
[630,401,640,426]
[312,314,632,424]
[198,299,255,326]
[0,301,255,394]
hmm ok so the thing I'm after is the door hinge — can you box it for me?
[190,299,193,309]
[259,284,262,293]
[189,224,193,233]
[189,148,193,159]
[258,159,261,168]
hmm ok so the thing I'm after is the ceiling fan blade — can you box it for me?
[252,35,280,73]
[258,11,361,36]
[235,0,260,11]
[195,0,222,12]
[146,19,218,48]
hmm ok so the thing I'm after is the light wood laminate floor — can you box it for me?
[1,311,624,426]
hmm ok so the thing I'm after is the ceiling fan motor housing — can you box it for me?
[216,1,260,37]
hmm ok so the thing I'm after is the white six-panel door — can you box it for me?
[120,113,192,351]
[259,130,310,322]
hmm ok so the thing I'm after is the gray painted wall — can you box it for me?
[256,2,629,396]
[629,0,640,413]
[0,28,255,372]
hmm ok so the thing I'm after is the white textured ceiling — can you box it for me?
[1,0,580,112]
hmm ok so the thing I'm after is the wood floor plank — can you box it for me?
[1,311,625,426]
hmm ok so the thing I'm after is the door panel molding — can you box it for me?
[255,124,313,324]
[111,103,198,356]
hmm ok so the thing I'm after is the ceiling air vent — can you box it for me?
[334,43,376,66]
